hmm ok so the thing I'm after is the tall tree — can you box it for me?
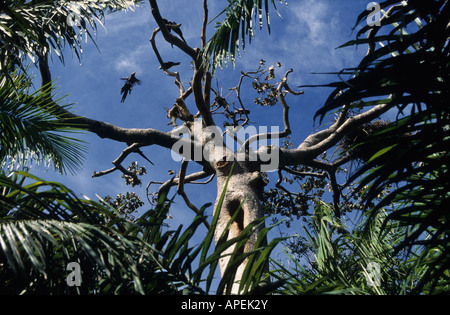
[0,0,280,295]
[3,0,446,292]
[0,0,394,290]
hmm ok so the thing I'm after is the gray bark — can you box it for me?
[214,160,266,292]
[36,0,395,293]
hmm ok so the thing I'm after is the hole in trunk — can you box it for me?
[228,199,244,234]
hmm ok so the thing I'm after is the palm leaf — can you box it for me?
[0,170,159,294]
[1,168,286,294]
[0,0,140,77]
[0,71,87,174]
[204,0,286,71]
[0,218,150,294]
[315,0,450,294]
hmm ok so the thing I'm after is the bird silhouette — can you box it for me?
[126,142,154,165]
[159,61,180,70]
[120,72,141,103]
[163,19,187,44]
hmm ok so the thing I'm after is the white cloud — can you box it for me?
[103,3,151,35]
[293,1,333,45]
[114,43,149,74]
[285,1,356,71]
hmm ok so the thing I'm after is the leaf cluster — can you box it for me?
[262,164,327,224]
[315,0,450,294]
[0,0,139,77]
[122,161,147,186]
[101,191,144,222]
[0,71,87,174]
[272,202,422,295]
[0,170,284,294]
[204,0,286,71]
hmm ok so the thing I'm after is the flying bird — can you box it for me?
[159,61,180,70]
[120,72,141,103]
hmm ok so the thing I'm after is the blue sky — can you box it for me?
[30,0,374,281]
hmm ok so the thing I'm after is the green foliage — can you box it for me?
[262,165,327,224]
[0,0,139,77]
[204,0,287,71]
[313,0,448,122]
[0,170,283,294]
[0,71,87,174]
[0,170,146,294]
[313,0,450,294]
[101,192,144,222]
[272,202,426,295]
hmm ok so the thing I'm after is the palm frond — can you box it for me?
[0,170,116,224]
[1,169,284,294]
[0,218,152,294]
[313,0,448,123]
[204,0,286,71]
[0,0,140,77]
[312,0,450,294]
[0,71,87,174]
[0,169,150,294]
[271,202,424,295]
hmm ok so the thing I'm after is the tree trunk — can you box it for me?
[213,159,267,293]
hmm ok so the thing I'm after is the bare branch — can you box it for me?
[298,106,349,151]
[189,173,215,184]
[146,169,214,201]
[177,158,189,195]
[202,0,208,49]
[203,71,212,115]
[242,69,302,151]
[148,0,197,59]
[150,28,183,82]
[192,64,215,126]
[327,171,342,218]
[279,98,393,167]
[149,28,167,72]
[91,166,116,178]
[230,72,251,127]
[176,159,211,229]
[275,169,299,213]
[92,143,145,186]
[149,26,196,126]
[282,166,326,179]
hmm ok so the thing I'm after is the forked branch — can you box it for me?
[92,143,147,186]
[242,69,303,151]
